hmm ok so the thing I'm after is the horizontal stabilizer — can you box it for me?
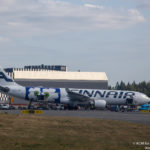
[0,86,9,93]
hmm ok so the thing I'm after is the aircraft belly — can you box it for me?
[106,98,126,105]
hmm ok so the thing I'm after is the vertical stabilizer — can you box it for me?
[0,67,14,86]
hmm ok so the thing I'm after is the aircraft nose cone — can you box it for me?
[148,98,150,104]
[144,96,150,104]
[138,95,150,105]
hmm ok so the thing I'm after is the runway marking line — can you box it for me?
[21,110,43,114]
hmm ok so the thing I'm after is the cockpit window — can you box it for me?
[142,94,148,99]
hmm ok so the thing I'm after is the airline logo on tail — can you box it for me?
[0,72,13,82]
[0,67,13,82]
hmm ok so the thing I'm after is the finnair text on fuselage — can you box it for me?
[71,89,135,99]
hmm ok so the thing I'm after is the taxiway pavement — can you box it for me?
[1,110,150,125]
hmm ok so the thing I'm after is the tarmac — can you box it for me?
[1,110,150,125]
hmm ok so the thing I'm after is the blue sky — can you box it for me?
[0,0,150,86]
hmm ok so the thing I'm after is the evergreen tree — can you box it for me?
[111,81,150,97]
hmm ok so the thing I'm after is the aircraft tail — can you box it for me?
[0,67,14,87]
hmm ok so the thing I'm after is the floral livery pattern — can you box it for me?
[27,87,59,102]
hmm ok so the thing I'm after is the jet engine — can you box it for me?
[93,100,106,109]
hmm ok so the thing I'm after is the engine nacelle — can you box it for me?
[94,100,106,109]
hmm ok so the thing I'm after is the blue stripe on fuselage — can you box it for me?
[55,88,61,103]
[40,88,43,94]
[25,87,31,100]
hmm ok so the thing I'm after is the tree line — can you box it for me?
[109,81,150,97]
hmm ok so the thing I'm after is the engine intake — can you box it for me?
[93,100,106,109]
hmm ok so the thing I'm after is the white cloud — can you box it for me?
[84,3,104,9]
[128,9,145,23]
[0,0,146,37]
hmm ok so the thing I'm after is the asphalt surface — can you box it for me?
[1,110,150,125]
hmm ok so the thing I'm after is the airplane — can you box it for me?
[0,67,150,109]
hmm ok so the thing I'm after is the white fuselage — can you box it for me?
[7,84,150,106]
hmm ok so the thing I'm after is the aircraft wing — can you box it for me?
[65,88,91,102]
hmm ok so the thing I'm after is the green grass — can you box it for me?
[0,113,149,150]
